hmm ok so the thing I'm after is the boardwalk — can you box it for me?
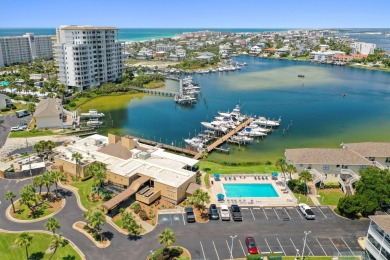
[193,118,253,159]
[125,135,198,156]
[130,86,178,97]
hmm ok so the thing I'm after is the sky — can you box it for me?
[1,0,390,28]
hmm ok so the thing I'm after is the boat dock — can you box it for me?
[125,135,198,157]
[193,118,253,159]
[130,86,178,97]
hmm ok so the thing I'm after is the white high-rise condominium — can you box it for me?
[54,25,124,90]
[0,33,53,68]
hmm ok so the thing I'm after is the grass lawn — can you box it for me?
[0,232,81,260]
[293,193,314,206]
[144,80,165,89]
[70,179,102,210]
[9,130,55,138]
[318,189,345,206]
[204,174,210,188]
[198,160,278,175]
[11,203,54,220]
[0,102,29,115]
[283,257,333,260]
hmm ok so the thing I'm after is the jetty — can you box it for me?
[193,118,253,159]
[130,86,178,97]
[125,135,198,157]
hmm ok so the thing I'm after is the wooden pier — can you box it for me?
[125,135,198,157]
[193,118,253,159]
[130,86,178,97]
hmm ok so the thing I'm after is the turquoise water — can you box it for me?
[223,183,279,198]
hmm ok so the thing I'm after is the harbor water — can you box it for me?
[79,56,390,163]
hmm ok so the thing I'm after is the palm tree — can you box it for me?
[286,163,297,180]
[299,170,313,195]
[89,211,106,242]
[49,233,67,260]
[20,184,36,213]
[14,232,33,259]
[33,175,44,195]
[276,158,287,177]
[72,152,83,179]
[93,162,107,190]
[42,171,53,196]
[45,217,61,234]
[6,191,16,213]
[158,228,176,249]
[33,142,44,156]
[188,188,210,212]
[28,103,36,113]
[122,211,139,239]
[51,171,62,198]
[45,140,55,159]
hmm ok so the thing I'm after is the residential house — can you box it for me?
[196,52,216,60]
[0,93,12,109]
[366,215,390,260]
[249,46,262,54]
[33,98,76,129]
[136,48,153,60]
[309,50,345,62]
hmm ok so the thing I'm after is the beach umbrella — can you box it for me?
[217,193,224,201]
[214,173,220,180]
[272,172,278,177]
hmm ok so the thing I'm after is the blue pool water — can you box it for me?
[223,183,279,198]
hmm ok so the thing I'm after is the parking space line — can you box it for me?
[276,238,286,256]
[273,208,280,220]
[182,212,186,225]
[295,207,304,219]
[264,238,272,253]
[283,208,291,219]
[316,206,327,218]
[239,239,246,257]
[262,207,269,220]
[170,214,173,226]
[302,238,314,256]
[341,238,355,256]
[200,241,207,260]
[249,208,256,220]
[212,241,220,260]
[328,238,340,255]
[316,238,328,256]
[253,207,260,210]
[290,238,299,253]
[226,240,231,256]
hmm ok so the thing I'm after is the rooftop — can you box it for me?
[285,148,371,165]
[59,25,118,30]
[369,215,390,234]
[345,142,390,158]
[33,98,62,118]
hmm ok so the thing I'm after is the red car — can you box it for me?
[245,236,259,254]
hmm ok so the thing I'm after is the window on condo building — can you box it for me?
[322,165,329,170]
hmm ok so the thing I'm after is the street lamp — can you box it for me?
[301,231,311,260]
[295,249,299,260]
[230,235,237,260]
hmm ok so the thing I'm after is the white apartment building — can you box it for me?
[366,215,390,260]
[54,25,124,90]
[0,33,53,68]
[351,42,376,55]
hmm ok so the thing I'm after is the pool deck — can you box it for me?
[210,174,297,207]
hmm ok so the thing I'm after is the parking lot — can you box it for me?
[157,206,367,259]
[0,114,32,147]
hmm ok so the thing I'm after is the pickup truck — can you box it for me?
[220,205,231,221]
[230,204,243,221]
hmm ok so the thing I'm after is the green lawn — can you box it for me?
[318,189,345,206]
[198,160,278,175]
[9,130,55,138]
[0,232,81,260]
[0,102,29,115]
[12,202,54,220]
[70,179,102,210]
[283,257,332,260]
[293,193,314,206]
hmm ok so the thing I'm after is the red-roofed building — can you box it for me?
[351,53,368,59]
[263,48,275,54]
[333,54,352,63]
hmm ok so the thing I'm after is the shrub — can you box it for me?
[130,201,141,212]
[81,175,93,181]
[196,172,201,185]
[138,209,148,220]
[323,182,340,189]
[247,254,263,260]
[264,160,272,165]
[1,108,10,112]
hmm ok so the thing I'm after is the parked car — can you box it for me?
[245,236,259,254]
[208,204,220,220]
[220,205,231,221]
[15,109,30,118]
[184,206,196,223]
[298,203,315,220]
[18,125,28,130]
[11,126,23,132]
[231,204,243,221]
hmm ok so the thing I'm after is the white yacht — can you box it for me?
[238,127,267,137]
[86,119,103,128]
[80,109,105,118]
[253,116,281,127]
[201,121,228,132]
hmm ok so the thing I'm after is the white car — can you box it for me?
[220,205,231,221]
[298,203,315,220]
[11,126,23,132]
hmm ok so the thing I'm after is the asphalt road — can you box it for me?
[0,114,32,148]
[0,178,370,259]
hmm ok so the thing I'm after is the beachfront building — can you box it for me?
[366,215,390,260]
[53,134,198,215]
[0,33,53,68]
[54,25,124,90]
[309,50,346,62]
[351,42,376,55]
[285,142,390,194]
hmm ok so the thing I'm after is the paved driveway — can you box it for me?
[0,178,370,259]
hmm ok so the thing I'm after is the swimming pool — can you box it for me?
[223,183,279,198]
